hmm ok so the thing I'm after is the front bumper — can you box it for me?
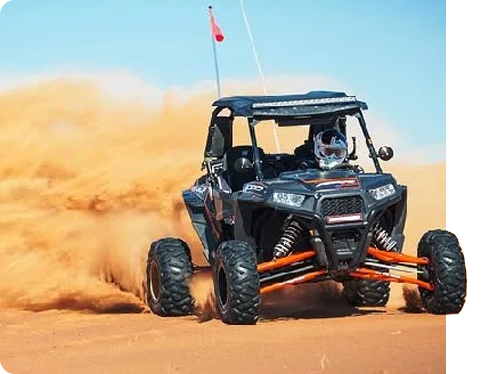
[274,193,404,274]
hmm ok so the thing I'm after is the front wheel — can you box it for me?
[417,230,467,314]
[213,240,261,325]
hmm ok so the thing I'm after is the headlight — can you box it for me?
[368,183,396,200]
[272,192,306,207]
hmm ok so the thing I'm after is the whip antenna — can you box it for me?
[239,0,281,153]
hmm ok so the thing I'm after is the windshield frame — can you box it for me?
[247,111,383,180]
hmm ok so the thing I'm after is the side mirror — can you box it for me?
[378,146,394,161]
[234,157,253,173]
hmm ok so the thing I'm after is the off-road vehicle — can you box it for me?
[146,91,467,324]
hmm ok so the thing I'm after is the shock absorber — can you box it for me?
[372,222,398,251]
[273,220,304,259]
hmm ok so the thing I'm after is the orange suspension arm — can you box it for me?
[349,268,434,291]
[368,247,429,265]
[257,251,316,272]
[260,270,327,294]
[256,247,433,294]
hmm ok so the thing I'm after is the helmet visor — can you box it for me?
[319,146,346,159]
[324,147,345,158]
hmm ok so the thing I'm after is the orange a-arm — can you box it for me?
[257,247,433,294]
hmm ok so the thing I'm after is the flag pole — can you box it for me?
[239,0,281,153]
[209,6,222,98]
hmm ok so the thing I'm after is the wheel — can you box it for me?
[213,240,261,325]
[417,230,467,314]
[342,279,390,307]
[146,238,195,316]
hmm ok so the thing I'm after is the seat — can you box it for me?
[222,145,265,192]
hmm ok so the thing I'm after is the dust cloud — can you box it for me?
[0,78,446,314]
[189,270,217,321]
[0,79,210,312]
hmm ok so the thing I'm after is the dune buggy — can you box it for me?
[146,91,467,324]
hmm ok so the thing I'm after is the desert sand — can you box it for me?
[0,81,448,374]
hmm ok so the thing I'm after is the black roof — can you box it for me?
[212,91,368,118]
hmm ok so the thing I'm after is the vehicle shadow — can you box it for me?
[189,273,390,323]
[260,281,385,322]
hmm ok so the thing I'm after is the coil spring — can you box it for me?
[273,220,303,259]
[372,222,397,251]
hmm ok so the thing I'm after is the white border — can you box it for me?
[447,1,487,373]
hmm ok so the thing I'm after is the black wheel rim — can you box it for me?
[149,260,161,302]
[217,265,229,311]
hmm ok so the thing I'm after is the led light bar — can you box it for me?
[252,96,357,108]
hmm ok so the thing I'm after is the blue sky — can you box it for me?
[0,0,445,149]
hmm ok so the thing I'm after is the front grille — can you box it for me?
[319,196,364,217]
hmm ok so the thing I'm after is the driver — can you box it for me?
[313,129,348,169]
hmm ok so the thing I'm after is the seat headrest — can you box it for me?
[224,146,265,164]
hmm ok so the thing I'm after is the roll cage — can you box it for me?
[203,91,384,185]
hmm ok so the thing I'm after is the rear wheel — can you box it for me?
[417,230,466,314]
[342,279,390,307]
[213,240,261,325]
[146,238,194,316]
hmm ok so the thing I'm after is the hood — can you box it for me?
[257,169,397,195]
